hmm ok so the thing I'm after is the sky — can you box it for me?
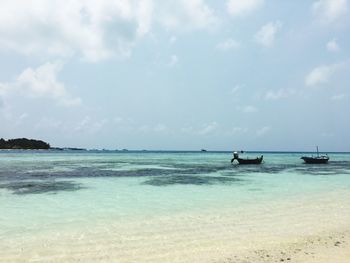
[0,0,350,151]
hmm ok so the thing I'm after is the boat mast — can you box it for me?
[316,146,319,157]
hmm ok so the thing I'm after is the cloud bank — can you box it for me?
[0,0,218,62]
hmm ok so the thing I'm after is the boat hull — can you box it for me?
[301,156,329,164]
[234,156,263,165]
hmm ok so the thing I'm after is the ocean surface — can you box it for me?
[1,151,350,262]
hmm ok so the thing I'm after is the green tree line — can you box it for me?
[0,138,50,149]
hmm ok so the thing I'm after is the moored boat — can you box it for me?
[301,146,329,164]
[300,156,329,164]
[231,151,263,165]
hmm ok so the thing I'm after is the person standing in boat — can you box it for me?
[231,150,245,163]
[231,151,239,163]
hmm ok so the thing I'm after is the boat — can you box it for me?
[235,156,263,164]
[301,146,329,164]
[231,151,263,165]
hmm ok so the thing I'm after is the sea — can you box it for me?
[0,150,350,262]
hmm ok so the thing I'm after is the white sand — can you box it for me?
[1,190,349,263]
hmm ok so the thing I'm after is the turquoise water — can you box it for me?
[0,151,350,261]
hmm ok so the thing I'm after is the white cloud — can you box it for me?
[305,62,345,87]
[264,88,295,100]
[0,105,30,125]
[331,93,347,100]
[0,0,139,62]
[0,96,5,109]
[168,55,179,66]
[305,65,333,86]
[0,62,81,107]
[74,116,108,134]
[35,117,63,130]
[320,132,334,137]
[0,84,9,103]
[154,123,167,132]
[0,95,5,111]
[230,85,241,94]
[216,38,240,51]
[139,123,168,133]
[312,0,348,24]
[17,62,82,106]
[74,116,90,132]
[0,0,218,62]
[169,36,177,44]
[326,39,340,52]
[256,126,271,136]
[180,122,220,136]
[180,126,195,134]
[198,122,219,135]
[181,0,218,29]
[136,0,154,36]
[255,21,282,47]
[6,112,29,127]
[113,117,124,124]
[227,0,264,17]
[159,0,219,31]
[230,127,248,135]
[241,105,258,113]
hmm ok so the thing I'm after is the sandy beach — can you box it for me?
[1,222,349,263]
[223,230,350,263]
[2,231,348,262]
[1,188,349,263]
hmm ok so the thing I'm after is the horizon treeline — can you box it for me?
[0,138,50,149]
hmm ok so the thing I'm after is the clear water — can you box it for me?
[1,151,350,262]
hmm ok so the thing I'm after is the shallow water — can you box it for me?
[0,151,350,262]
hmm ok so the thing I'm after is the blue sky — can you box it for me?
[0,0,349,151]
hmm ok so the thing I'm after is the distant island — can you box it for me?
[0,138,50,149]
